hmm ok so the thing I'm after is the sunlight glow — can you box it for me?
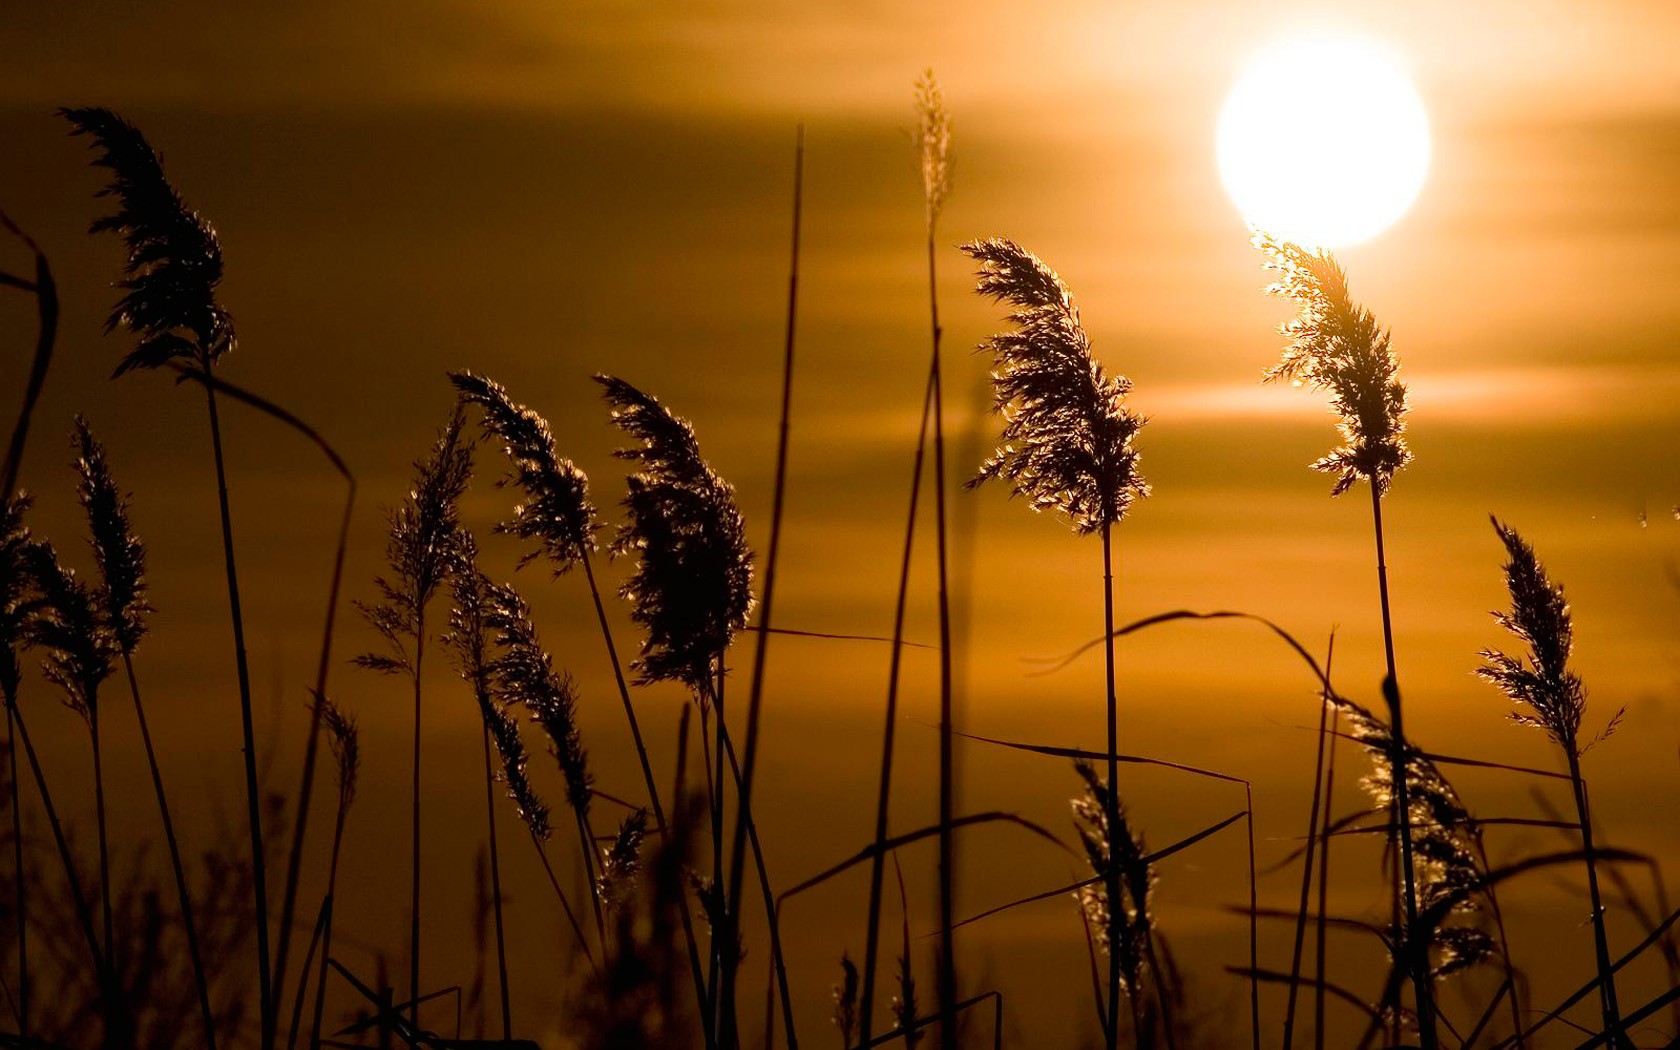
[1217,29,1431,248]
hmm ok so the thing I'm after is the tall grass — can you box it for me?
[353,406,473,1029]
[960,237,1149,1050]
[63,105,275,1049]
[1253,232,1435,1048]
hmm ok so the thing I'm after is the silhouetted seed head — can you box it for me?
[23,540,119,722]
[960,239,1149,534]
[72,418,150,654]
[1478,518,1595,753]
[598,808,648,912]
[60,107,235,375]
[1070,760,1152,995]
[595,375,755,695]
[483,581,592,819]
[354,407,473,677]
[831,953,860,1046]
[1332,694,1496,978]
[447,542,551,840]
[449,371,598,572]
[1254,231,1411,496]
[1,494,34,700]
[914,70,952,228]
[319,694,360,809]
[891,952,921,1046]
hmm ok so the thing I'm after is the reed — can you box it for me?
[1253,232,1434,1048]
[961,237,1148,1050]
[1479,518,1627,1047]
[353,405,473,1030]
[62,106,276,1049]
[71,417,217,1049]
[306,696,359,1050]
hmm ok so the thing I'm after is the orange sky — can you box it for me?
[2,3,1678,1047]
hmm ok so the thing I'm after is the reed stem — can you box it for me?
[202,380,273,1049]
[122,652,217,1050]
[930,195,958,1050]
[1367,483,1434,1049]
[1566,751,1627,1048]
[1314,708,1339,1050]
[860,351,937,1047]
[479,723,512,1038]
[409,625,424,1031]
[1100,521,1120,1050]
[4,700,25,1044]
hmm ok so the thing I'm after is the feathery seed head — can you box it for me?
[831,953,860,1046]
[1478,518,1588,751]
[319,694,360,808]
[24,540,119,721]
[355,406,473,677]
[961,238,1149,534]
[598,808,648,912]
[483,581,592,818]
[1070,760,1153,994]
[450,370,598,571]
[914,70,952,227]
[596,375,754,694]
[72,418,150,653]
[1255,231,1411,495]
[61,107,235,375]
[891,951,921,1046]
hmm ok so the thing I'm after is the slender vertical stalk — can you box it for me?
[286,900,328,1050]
[574,806,607,943]
[860,359,936,1046]
[122,653,217,1049]
[528,830,596,971]
[408,627,424,1031]
[1099,523,1121,1050]
[1314,708,1339,1050]
[1470,833,1525,1049]
[202,380,273,1049]
[308,768,353,1050]
[1284,693,1334,1050]
[0,213,57,504]
[1367,485,1434,1049]
[7,691,113,1035]
[929,203,958,1050]
[88,705,114,970]
[1566,752,1626,1047]
[724,125,805,1050]
[5,701,25,1044]
[579,551,711,1035]
[479,724,511,1039]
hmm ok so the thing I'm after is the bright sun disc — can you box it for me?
[1217,30,1430,249]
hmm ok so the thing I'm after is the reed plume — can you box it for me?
[832,954,860,1048]
[448,559,551,842]
[2,495,36,705]
[1254,231,1433,1046]
[1479,519,1625,1045]
[449,371,597,569]
[72,417,219,1048]
[451,370,709,1016]
[963,237,1146,1050]
[1071,760,1155,1041]
[1254,232,1409,496]
[599,809,649,913]
[354,405,472,1030]
[596,375,754,695]
[24,538,120,975]
[63,105,276,1046]
[483,578,605,937]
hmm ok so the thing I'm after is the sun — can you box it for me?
[1216,29,1431,249]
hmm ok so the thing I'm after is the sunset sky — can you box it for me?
[3,2,1678,1046]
